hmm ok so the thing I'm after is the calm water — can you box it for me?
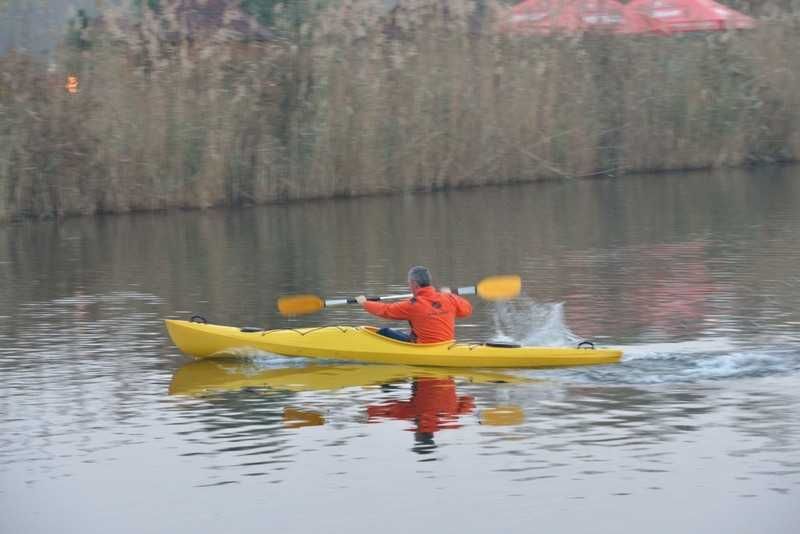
[2,168,800,533]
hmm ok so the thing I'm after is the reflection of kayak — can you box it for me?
[165,320,622,368]
[168,359,526,396]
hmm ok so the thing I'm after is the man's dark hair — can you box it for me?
[407,266,431,287]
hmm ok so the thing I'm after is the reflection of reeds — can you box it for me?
[1,1,799,222]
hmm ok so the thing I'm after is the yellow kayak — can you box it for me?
[165,319,622,368]
[168,360,528,396]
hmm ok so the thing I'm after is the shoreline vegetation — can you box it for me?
[1,0,799,223]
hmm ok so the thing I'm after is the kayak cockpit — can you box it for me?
[357,326,454,347]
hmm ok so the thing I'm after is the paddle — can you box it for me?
[277,275,521,317]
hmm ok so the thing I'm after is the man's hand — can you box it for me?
[355,295,367,304]
[440,287,451,294]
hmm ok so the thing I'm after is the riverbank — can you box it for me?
[1,1,799,223]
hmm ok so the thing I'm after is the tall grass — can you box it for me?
[1,0,800,222]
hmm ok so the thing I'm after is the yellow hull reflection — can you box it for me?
[168,359,528,397]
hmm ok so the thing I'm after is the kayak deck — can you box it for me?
[164,319,622,368]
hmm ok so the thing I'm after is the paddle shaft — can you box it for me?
[277,275,518,316]
[326,286,477,307]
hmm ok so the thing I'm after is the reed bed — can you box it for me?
[1,0,799,222]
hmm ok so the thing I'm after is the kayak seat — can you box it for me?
[377,327,414,343]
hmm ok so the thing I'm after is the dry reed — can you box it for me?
[1,0,799,222]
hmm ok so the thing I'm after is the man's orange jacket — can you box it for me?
[362,285,472,343]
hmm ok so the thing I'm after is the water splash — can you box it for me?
[490,298,582,346]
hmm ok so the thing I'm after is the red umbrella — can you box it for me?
[500,0,655,35]
[625,0,755,33]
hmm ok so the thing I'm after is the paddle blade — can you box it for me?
[476,275,521,301]
[480,405,525,426]
[283,407,325,428]
[277,294,325,316]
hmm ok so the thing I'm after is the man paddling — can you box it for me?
[355,266,472,343]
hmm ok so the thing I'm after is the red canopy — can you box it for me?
[625,0,755,33]
[501,0,655,35]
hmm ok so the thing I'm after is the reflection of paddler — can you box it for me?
[169,359,527,396]
[367,378,475,434]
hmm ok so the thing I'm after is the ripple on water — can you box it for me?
[2,179,800,532]
[0,292,177,480]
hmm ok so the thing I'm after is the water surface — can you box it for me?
[1,167,799,533]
